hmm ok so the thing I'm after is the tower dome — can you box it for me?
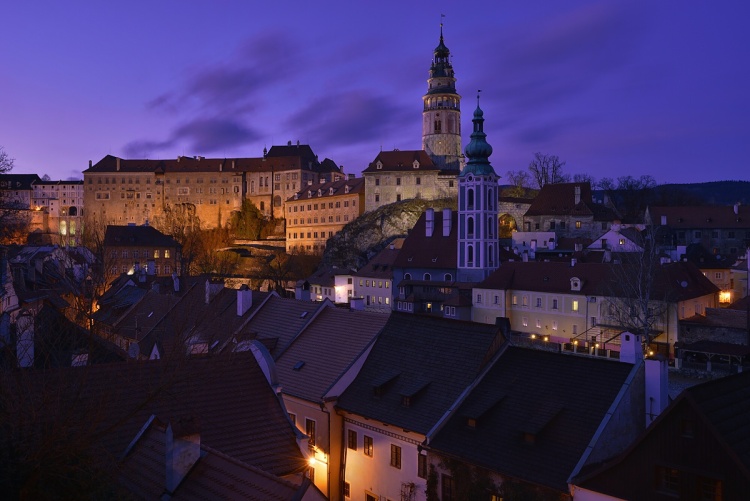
[461,104,495,176]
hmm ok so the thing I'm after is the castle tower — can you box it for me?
[457,97,500,282]
[422,25,463,172]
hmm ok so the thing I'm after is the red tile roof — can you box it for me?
[362,150,438,173]
[393,209,457,270]
[648,204,750,229]
[288,177,364,202]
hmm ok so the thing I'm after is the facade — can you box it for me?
[362,150,446,212]
[457,104,500,282]
[472,261,718,360]
[31,179,84,246]
[647,204,750,258]
[285,177,364,254]
[103,225,182,279]
[82,145,342,230]
[422,26,464,172]
[352,238,404,312]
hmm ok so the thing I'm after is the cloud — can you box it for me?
[172,117,261,152]
[146,31,303,115]
[286,90,413,147]
[123,138,175,158]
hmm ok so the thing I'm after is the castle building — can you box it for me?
[364,27,463,212]
[82,144,342,231]
[285,177,365,254]
[457,102,500,282]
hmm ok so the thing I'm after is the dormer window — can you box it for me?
[376,161,383,170]
[317,189,322,197]
[329,187,334,195]
[571,277,581,292]
[307,191,312,198]
[413,160,420,169]
[345,185,350,194]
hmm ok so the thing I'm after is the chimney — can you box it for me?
[442,208,452,236]
[116,157,121,172]
[619,331,642,364]
[660,215,667,225]
[205,279,222,304]
[88,160,92,168]
[237,284,252,316]
[232,160,236,170]
[349,297,364,311]
[570,258,577,267]
[146,259,155,275]
[522,250,529,262]
[172,272,180,293]
[425,208,435,237]
[139,268,146,283]
[166,418,201,494]
[574,185,581,205]
[645,356,669,426]
[734,203,740,215]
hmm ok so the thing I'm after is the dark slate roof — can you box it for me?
[336,313,505,434]
[393,210,458,270]
[428,347,635,493]
[728,296,750,311]
[103,225,181,248]
[7,353,308,478]
[0,173,41,190]
[306,265,354,289]
[681,308,748,330]
[684,370,750,470]
[355,238,405,280]
[478,261,718,302]
[275,308,390,401]
[238,296,325,359]
[524,182,594,217]
[288,177,364,202]
[362,150,439,173]
[84,150,339,175]
[120,419,324,500]
[648,204,750,229]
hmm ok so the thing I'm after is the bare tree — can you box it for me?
[502,169,533,198]
[573,172,595,185]
[0,147,31,244]
[527,152,569,189]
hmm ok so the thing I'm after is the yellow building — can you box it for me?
[285,177,365,254]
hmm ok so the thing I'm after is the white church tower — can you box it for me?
[457,96,500,282]
[422,24,463,172]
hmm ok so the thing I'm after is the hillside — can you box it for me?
[321,197,457,270]
[655,181,750,205]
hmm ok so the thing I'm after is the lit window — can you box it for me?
[306,419,316,448]
[552,321,558,330]
[522,317,528,327]
[164,249,170,258]
[154,250,160,258]
[572,300,579,312]
[575,221,581,229]
[364,435,373,457]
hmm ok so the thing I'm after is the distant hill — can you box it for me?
[654,181,750,205]
[321,197,456,270]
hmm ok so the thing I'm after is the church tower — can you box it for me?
[422,25,463,172]
[457,97,500,282]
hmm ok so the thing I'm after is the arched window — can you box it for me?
[404,273,412,281]
[487,190,493,210]
[488,244,494,266]
[487,217,494,238]
[467,245,474,265]
[444,273,452,281]
[70,221,76,235]
[424,273,431,281]
[68,206,77,216]
[434,120,442,132]
[60,220,67,236]
[467,188,475,209]
[467,217,475,237]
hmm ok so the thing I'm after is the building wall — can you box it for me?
[286,188,365,254]
[342,414,427,501]
[523,214,608,240]
[352,277,392,311]
[284,396,332,497]
[364,171,441,213]
[104,244,181,278]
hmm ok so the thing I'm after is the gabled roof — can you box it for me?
[7,353,309,479]
[681,308,749,330]
[393,210,457,270]
[238,295,326,359]
[288,177,364,202]
[355,238,405,279]
[478,261,718,301]
[362,150,438,173]
[275,308,389,401]
[336,313,504,434]
[524,183,594,217]
[306,265,354,289]
[648,204,750,229]
[428,347,636,493]
[120,419,324,500]
[103,225,181,249]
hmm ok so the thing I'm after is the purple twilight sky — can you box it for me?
[1,1,749,184]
